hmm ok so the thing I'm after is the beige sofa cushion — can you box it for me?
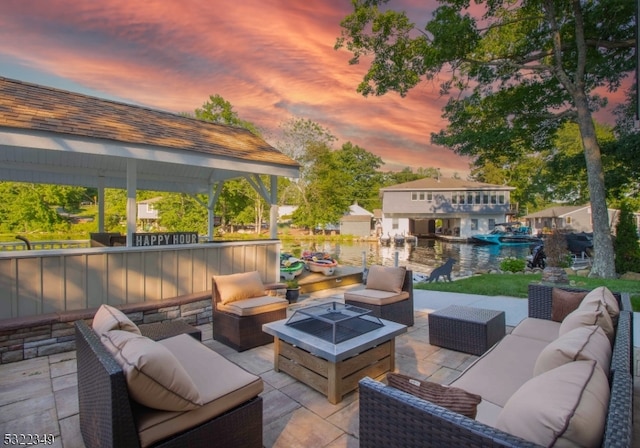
[580,286,620,326]
[214,271,265,304]
[551,288,588,322]
[509,317,560,343]
[101,330,202,411]
[533,325,612,377]
[135,334,263,448]
[92,304,141,338]
[217,295,288,316]
[560,304,615,344]
[496,360,609,448]
[366,265,406,293]
[344,289,409,306]
[450,334,549,407]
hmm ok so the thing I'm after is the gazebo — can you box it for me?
[0,77,300,319]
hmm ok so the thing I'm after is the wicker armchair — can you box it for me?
[212,273,288,351]
[344,267,414,327]
[75,319,263,448]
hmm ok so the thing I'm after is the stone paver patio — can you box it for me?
[1,287,639,447]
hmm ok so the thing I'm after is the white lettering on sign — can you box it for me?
[132,233,198,246]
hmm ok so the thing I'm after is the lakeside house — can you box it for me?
[379,178,517,240]
[522,203,640,234]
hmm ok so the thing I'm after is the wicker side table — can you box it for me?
[428,305,505,356]
[140,320,202,342]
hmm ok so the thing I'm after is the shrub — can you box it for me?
[500,257,526,273]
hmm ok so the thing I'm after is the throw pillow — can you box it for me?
[496,360,609,447]
[92,304,141,338]
[560,304,615,345]
[386,372,481,419]
[580,286,620,326]
[551,288,588,322]
[101,330,202,411]
[366,265,406,294]
[214,271,265,305]
[533,325,612,377]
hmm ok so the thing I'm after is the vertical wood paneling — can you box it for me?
[161,251,178,298]
[191,248,207,292]
[0,241,281,319]
[107,253,126,305]
[176,250,192,297]
[42,257,63,314]
[17,258,41,317]
[0,258,16,318]
[143,251,162,301]
[86,254,106,308]
[64,255,87,311]
[125,252,144,303]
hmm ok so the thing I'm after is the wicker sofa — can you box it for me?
[359,284,633,447]
[75,315,264,448]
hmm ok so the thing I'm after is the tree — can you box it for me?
[336,0,635,277]
[333,142,384,210]
[192,94,261,136]
[614,201,640,274]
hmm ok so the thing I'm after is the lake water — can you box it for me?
[282,238,535,277]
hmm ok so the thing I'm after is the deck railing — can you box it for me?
[0,239,280,320]
[0,240,91,251]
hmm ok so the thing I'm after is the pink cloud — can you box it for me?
[0,0,630,180]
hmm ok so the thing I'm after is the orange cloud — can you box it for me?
[0,0,630,179]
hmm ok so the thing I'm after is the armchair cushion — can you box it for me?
[344,289,409,306]
[101,330,202,411]
[92,304,141,338]
[496,360,609,448]
[533,325,611,377]
[551,288,588,322]
[214,271,265,304]
[216,295,288,316]
[365,265,406,293]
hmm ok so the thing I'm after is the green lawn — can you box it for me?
[415,273,640,310]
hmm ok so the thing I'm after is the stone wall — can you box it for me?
[0,291,212,364]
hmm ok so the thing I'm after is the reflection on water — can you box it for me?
[282,238,534,275]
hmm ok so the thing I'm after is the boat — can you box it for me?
[379,233,391,246]
[393,233,405,246]
[301,250,338,276]
[280,253,305,281]
[472,222,542,245]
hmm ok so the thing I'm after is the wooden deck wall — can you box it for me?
[0,240,280,319]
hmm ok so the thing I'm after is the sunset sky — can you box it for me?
[0,0,630,177]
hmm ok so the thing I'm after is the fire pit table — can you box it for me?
[262,302,407,404]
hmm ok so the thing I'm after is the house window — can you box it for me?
[427,192,433,202]
[451,194,458,204]
[499,194,505,204]
[489,218,496,229]
[491,193,497,204]
[467,193,474,204]
[475,192,481,204]
[411,192,418,201]
[471,219,478,230]
[392,218,399,230]
[419,192,425,201]
[459,194,465,204]
[566,217,572,224]
[483,194,489,204]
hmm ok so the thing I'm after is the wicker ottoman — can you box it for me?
[428,305,505,356]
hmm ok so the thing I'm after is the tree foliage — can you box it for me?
[614,201,640,274]
[336,0,636,277]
